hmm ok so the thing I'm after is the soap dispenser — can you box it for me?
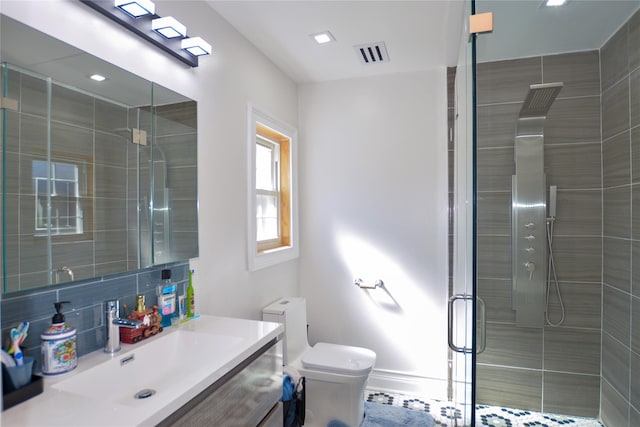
[41,301,77,375]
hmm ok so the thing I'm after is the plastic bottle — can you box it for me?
[157,269,177,328]
[187,269,196,318]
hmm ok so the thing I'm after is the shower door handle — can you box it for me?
[448,294,472,354]
[477,297,486,354]
[447,294,486,354]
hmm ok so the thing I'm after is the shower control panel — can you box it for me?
[512,82,561,329]
[524,227,538,278]
[512,174,548,327]
[524,227,536,261]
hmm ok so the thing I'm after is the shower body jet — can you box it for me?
[511,82,563,328]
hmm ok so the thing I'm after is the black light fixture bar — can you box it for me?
[81,0,199,67]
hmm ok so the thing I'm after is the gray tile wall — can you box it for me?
[0,261,189,374]
[1,67,143,292]
[154,101,199,261]
[475,49,602,418]
[601,7,640,426]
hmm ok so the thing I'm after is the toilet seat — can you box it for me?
[302,342,376,376]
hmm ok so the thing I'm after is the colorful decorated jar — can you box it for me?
[40,302,77,375]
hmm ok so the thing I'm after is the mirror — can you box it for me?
[0,15,198,293]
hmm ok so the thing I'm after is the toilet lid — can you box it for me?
[302,342,376,375]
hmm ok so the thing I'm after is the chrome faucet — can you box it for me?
[55,266,74,284]
[104,300,141,354]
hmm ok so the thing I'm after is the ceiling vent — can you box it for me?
[354,42,390,65]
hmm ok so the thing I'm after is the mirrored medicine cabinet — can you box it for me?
[0,15,199,293]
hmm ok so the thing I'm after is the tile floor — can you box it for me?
[365,389,604,427]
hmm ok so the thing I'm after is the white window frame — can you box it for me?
[247,104,299,271]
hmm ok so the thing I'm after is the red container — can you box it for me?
[120,306,163,344]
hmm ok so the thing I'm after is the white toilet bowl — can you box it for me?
[263,298,376,427]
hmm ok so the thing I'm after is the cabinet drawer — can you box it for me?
[161,339,282,426]
[259,402,283,427]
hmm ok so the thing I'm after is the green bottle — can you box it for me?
[187,269,196,318]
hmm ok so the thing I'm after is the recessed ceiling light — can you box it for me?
[90,74,107,82]
[545,0,566,6]
[310,31,335,45]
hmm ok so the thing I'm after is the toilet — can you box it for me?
[263,297,376,427]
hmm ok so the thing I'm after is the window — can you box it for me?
[247,105,298,271]
[33,160,84,236]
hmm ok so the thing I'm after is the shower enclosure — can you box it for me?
[450,1,640,425]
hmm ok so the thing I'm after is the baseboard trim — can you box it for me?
[367,369,449,401]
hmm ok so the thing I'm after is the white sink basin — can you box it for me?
[52,330,243,407]
[3,315,284,427]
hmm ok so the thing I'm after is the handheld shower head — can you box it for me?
[549,185,557,219]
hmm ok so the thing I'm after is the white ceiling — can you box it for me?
[207,0,640,83]
[3,1,639,91]
[206,0,466,84]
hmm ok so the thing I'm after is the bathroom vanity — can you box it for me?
[2,315,284,426]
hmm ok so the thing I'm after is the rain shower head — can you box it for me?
[519,82,563,118]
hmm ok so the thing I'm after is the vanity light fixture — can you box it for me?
[152,16,186,38]
[114,0,155,18]
[90,74,107,82]
[310,31,335,45]
[545,0,566,6]
[181,37,212,56]
[82,0,211,67]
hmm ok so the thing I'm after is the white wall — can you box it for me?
[298,70,450,397]
[3,0,452,398]
[0,0,299,319]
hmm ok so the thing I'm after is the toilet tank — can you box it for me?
[263,297,309,365]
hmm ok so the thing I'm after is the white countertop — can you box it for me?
[2,315,283,426]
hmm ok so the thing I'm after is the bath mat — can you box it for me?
[327,401,435,427]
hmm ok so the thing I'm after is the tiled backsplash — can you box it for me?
[1,261,189,373]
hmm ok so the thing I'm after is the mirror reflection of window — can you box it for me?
[33,160,84,236]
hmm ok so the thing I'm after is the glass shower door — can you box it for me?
[473,1,640,425]
[447,0,476,425]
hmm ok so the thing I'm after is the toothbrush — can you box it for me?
[7,322,29,355]
[10,329,23,366]
[17,322,29,343]
[14,348,24,366]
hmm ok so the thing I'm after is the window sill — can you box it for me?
[249,244,298,271]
